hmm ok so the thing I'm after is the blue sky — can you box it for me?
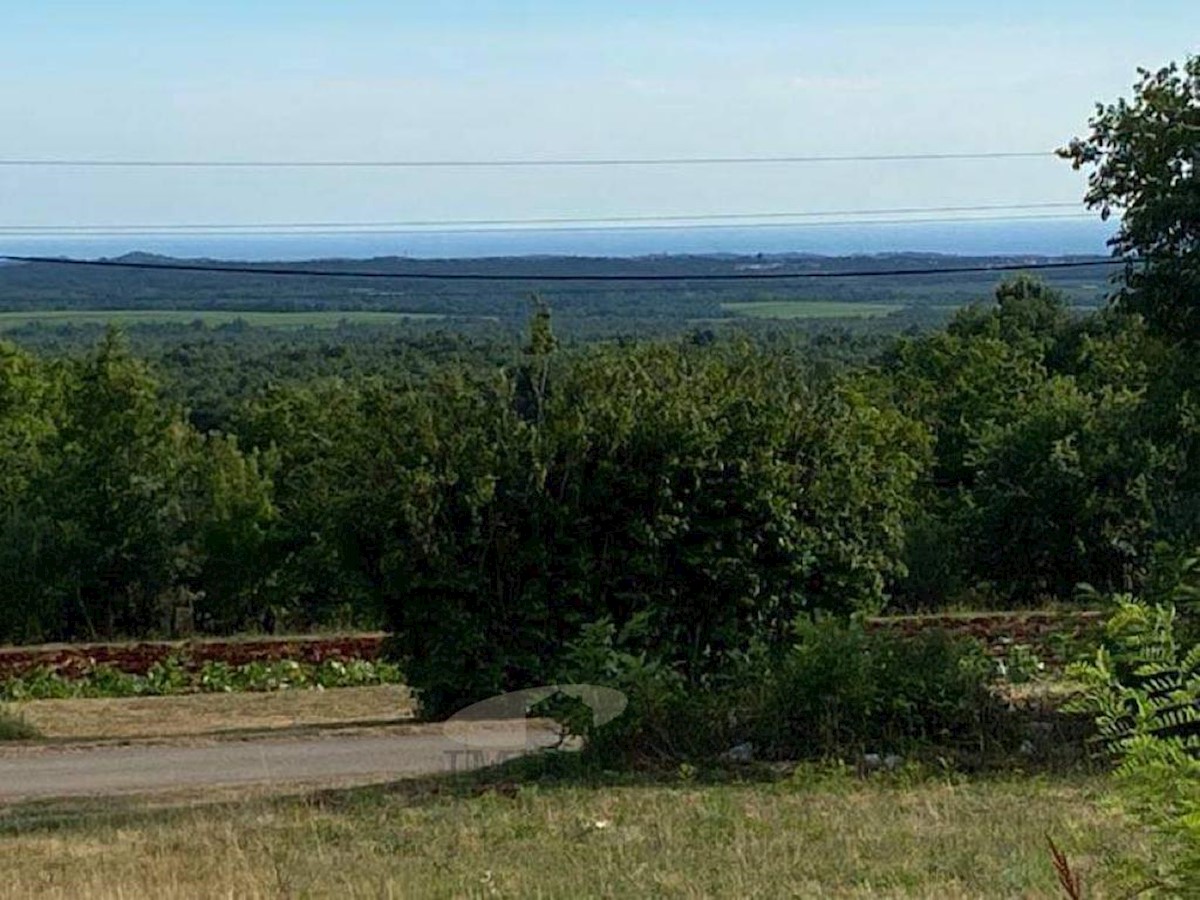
[1,2,1196,255]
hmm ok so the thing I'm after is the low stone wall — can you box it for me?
[0,633,388,678]
[0,611,1105,678]
[866,611,1105,667]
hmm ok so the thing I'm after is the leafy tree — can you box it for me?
[0,331,277,640]
[876,277,1200,606]
[0,342,62,638]
[1060,56,1200,341]
[236,377,385,628]
[378,339,928,716]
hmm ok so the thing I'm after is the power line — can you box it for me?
[0,214,1094,239]
[0,150,1055,169]
[0,254,1128,282]
[0,203,1087,237]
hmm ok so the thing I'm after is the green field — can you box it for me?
[721,301,905,319]
[0,310,448,330]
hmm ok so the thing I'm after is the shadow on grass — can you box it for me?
[0,706,41,742]
[0,735,1109,842]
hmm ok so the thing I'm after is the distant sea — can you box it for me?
[0,219,1115,262]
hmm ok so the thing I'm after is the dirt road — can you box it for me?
[0,723,559,802]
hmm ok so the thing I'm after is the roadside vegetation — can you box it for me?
[0,767,1147,899]
[0,704,39,741]
[0,657,403,701]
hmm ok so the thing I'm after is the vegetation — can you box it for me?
[0,704,39,740]
[1061,56,1200,342]
[0,309,447,329]
[0,251,1114,332]
[0,50,1196,899]
[1069,574,1200,894]
[567,616,1018,769]
[719,300,904,319]
[0,657,404,701]
[0,768,1146,898]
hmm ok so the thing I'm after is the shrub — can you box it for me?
[0,705,40,741]
[751,618,1004,759]
[1069,593,1200,893]
[384,341,927,718]
[566,616,1009,768]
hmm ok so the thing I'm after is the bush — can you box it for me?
[0,705,39,741]
[752,618,1005,759]
[567,616,1010,768]
[1069,592,1200,893]
[383,341,927,718]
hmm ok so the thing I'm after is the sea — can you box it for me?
[0,219,1115,263]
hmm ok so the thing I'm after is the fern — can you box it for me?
[1068,597,1199,756]
[1069,592,1200,894]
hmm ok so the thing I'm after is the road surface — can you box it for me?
[0,723,560,802]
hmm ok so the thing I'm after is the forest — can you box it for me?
[0,271,1194,634]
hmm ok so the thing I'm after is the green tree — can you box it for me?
[0,342,62,639]
[379,339,928,716]
[5,331,277,639]
[1060,56,1200,340]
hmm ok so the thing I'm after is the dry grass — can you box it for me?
[15,685,413,741]
[0,767,1147,898]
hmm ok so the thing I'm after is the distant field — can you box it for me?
[721,301,905,319]
[0,309,446,330]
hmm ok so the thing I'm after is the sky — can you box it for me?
[0,2,1196,257]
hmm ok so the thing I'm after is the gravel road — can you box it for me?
[0,723,559,802]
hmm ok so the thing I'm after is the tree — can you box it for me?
[380,340,928,716]
[1060,56,1200,340]
[2,331,277,640]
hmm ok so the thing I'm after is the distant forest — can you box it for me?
[0,251,1116,340]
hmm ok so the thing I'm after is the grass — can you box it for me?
[721,300,905,319]
[0,762,1145,898]
[0,309,448,330]
[14,684,413,741]
[0,705,40,741]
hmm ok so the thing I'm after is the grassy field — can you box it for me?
[0,309,447,330]
[721,300,905,319]
[0,763,1144,899]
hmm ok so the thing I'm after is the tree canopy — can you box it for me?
[1060,56,1200,340]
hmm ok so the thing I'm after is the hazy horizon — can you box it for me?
[1,219,1117,263]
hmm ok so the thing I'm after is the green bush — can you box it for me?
[382,340,927,718]
[752,618,1004,759]
[567,616,1009,768]
[0,704,40,741]
[1069,593,1200,893]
